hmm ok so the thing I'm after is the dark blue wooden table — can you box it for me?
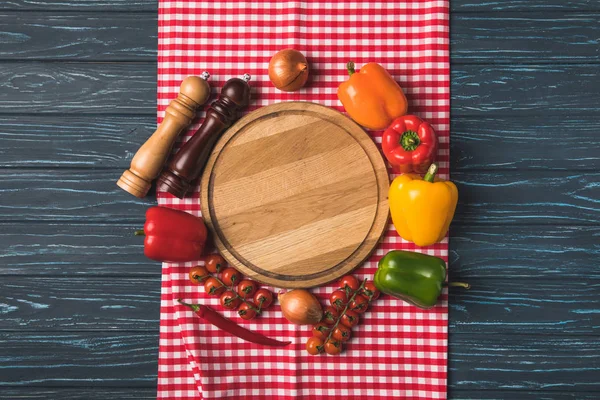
[1,1,598,399]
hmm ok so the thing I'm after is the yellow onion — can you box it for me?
[268,49,309,92]
[278,289,322,325]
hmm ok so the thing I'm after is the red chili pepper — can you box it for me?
[178,300,291,347]
[381,115,438,174]
[136,206,207,262]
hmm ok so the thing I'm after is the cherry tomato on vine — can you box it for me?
[333,325,352,342]
[253,289,273,309]
[339,275,360,292]
[188,266,209,285]
[238,302,257,320]
[220,290,241,310]
[322,306,339,325]
[349,294,369,313]
[204,277,225,296]
[341,309,359,328]
[312,323,330,340]
[237,280,258,299]
[363,281,380,300]
[306,336,324,355]
[221,267,242,286]
[205,254,226,273]
[324,340,342,355]
[329,289,349,310]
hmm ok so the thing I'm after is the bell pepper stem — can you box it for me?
[347,61,356,76]
[134,229,145,236]
[445,282,471,289]
[423,163,438,182]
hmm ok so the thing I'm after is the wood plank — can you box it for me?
[448,279,600,335]
[1,277,160,331]
[450,0,600,13]
[2,276,599,335]
[1,169,598,225]
[452,13,600,63]
[0,332,597,390]
[1,0,599,12]
[0,332,157,386]
[0,170,149,222]
[0,116,156,168]
[449,225,600,279]
[452,1,600,12]
[0,388,156,399]
[0,12,599,63]
[0,388,598,400]
[0,13,156,61]
[451,64,600,117]
[448,335,600,391]
[451,117,600,171]
[0,1,156,11]
[0,63,598,116]
[2,223,597,278]
[1,115,598,171]
[449,390,600,400]
[0,223,155,276]
[0,63,155,115]
[452,171,600,225]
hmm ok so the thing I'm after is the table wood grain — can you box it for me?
[0,1,598,399]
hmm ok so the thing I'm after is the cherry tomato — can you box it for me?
[220,290,241,310]
[329,289,349,310]
[221,267,242,286]
[339,275,360,292]
[205,254,226,273]
[363,281,380,300]
[237,280,258,299]
[341,309,359,328]
[333,325,352,342]
[349,294,369,313]
[324,339,342,355]
[189,266,210,285]
[306,336,324,355]
[312,323,330,340]
[204,277,225,296]
[253,289,273,309]
[322,306,339,325]
[238,302,257,320]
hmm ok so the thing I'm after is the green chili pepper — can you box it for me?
[374,250,469,309]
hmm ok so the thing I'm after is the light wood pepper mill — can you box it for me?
[117,73,211,198]
[157,74,252,198]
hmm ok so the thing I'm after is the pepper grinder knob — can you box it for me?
[156,74,252,198]
[117,74,211,198]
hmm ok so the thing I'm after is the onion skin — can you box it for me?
[268,49,309,92]
[278,289,323,325]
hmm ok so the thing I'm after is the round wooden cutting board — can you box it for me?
[201,102,389,288]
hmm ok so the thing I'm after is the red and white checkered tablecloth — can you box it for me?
[156,1,450,398]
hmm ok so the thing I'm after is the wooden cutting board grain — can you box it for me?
[201,102,389,288]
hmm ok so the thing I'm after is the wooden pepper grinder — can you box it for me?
[117,73,211,198]
[157,74,252,198]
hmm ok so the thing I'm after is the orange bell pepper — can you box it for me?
[337,62,408,130]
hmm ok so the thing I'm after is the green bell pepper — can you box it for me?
[374,250,469,309]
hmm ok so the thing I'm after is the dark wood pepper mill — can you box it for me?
[157,74,252,198]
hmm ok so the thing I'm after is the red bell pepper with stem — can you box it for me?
[381,115,438,174]
[135,206,207,262]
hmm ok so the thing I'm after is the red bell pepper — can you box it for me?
[381,115,438,174]
[136,206,207,262]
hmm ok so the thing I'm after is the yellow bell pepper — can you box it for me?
[389,163,458,247]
